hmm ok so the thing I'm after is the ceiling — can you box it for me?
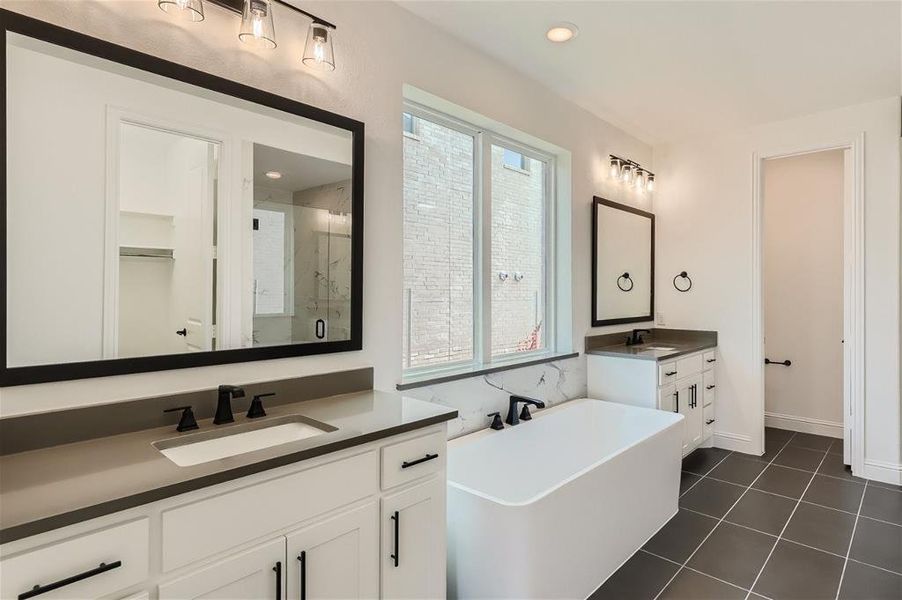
[253,143,351,193]
[398,1,901,144]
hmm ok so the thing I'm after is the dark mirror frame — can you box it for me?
[0,10,364,386]
[591,197,654,327]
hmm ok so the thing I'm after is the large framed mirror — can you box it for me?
[592,197,654,326]
[1,11,363,386]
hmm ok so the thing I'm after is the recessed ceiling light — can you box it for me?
[265,170,282,179]
[546,23,578,43]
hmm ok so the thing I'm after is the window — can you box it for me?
[402,103,555,378]
[502,148,529,172]
[402,112,417,136]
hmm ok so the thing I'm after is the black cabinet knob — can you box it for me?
[175,328,187,336]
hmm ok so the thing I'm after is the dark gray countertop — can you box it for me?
[0,390,456,544]
[584,328,717,362]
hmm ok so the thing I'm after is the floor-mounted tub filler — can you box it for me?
[447,399,684,599]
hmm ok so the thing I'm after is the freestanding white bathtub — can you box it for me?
[447,398,683,599]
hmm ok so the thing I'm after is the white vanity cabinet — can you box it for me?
[588,348,717,457]
[0,425,447,600]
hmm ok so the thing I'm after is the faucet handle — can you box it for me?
[487,412,504,431]
[247,393,275,419]
[519,404,533,421]
[164,406,199,432]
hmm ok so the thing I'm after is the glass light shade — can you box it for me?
[646,175,655,192]
[158,0,204,22]
[303,23,335,71]
[609,158,621,179]
[239,0,277,49]
[621,164,633,183]
[634,170,646,189]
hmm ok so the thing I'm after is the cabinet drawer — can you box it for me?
[703,371,715,406]
[703,404,715,435]
[162,451,378,572]
[381,430,445,490]
[0,518,149,600]
[658,361,679,385]
[703,350,717,367]
[676,353,704,378]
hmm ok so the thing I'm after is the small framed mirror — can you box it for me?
[1,12,363,386]
[592,197,654,326]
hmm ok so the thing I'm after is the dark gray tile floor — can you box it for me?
[590,429,902,600]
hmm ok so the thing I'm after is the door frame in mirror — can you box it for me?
[591,197,655,327]
[0,10,364,386]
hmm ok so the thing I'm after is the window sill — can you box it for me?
[396,351,580,391]
[501,163,530,175]
[402,131,421,141]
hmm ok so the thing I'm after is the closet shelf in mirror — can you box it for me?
[119,246,174,259]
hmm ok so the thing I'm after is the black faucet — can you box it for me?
[214,385,245,424]
[506,395,546,426]
[626,329,651,346]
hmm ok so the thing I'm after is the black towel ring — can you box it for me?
[617,272,634,292]
[673,271,692,292]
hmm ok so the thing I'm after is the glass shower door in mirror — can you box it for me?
[251,142,352,346]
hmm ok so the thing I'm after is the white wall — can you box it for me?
[654,97,901,481]
[0,1,651,420]
[763,150,844,431]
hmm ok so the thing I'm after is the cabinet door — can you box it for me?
[158,538,284,600]
[658,384,676,413]
[381,478,445,600]
[286,502,379,600]
[677,376,705,454]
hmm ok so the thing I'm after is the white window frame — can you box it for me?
[402,101,557,381]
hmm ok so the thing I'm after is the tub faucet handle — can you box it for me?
[519,404,534,421]
[487,412,504,430]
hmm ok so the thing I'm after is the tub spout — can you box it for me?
[506,395,546,426]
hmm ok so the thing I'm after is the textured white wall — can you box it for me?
[0,1,652,421]
[654,97,901,480]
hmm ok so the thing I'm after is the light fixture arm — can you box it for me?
[208,0,336,29]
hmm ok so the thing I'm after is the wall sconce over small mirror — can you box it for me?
[592,197,655,326]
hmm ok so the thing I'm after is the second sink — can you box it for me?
[154,415,337,467]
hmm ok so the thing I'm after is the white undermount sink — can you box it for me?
[154,416,336,467]
[639,345,676,351]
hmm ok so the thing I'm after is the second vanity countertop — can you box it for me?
[0,390,457,544]
[585,329,717,362]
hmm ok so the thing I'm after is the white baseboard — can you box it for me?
[764,411,843,439]
[713,431,755,455]
[863,459,902,486]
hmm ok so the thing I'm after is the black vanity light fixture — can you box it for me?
[157,0,337,71]
[610,154,655,192]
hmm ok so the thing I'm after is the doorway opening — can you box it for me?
[755,137,864,476]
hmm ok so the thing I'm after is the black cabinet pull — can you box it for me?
[175,328,187,337]
[765,358,792,367]
[690,385,697,408]
[665,370,677,377]
[315,319,326,340]
[706,419,716,425]
[297,551,306,600]
[401,453,439,469]
[273,561,282,600]
[390,510,400,567]
[706,384,716,390]
[674,390,679,413]
[19,561,122,600]
[706,358,716,363]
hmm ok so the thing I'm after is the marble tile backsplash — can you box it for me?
[402,354,587,438]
